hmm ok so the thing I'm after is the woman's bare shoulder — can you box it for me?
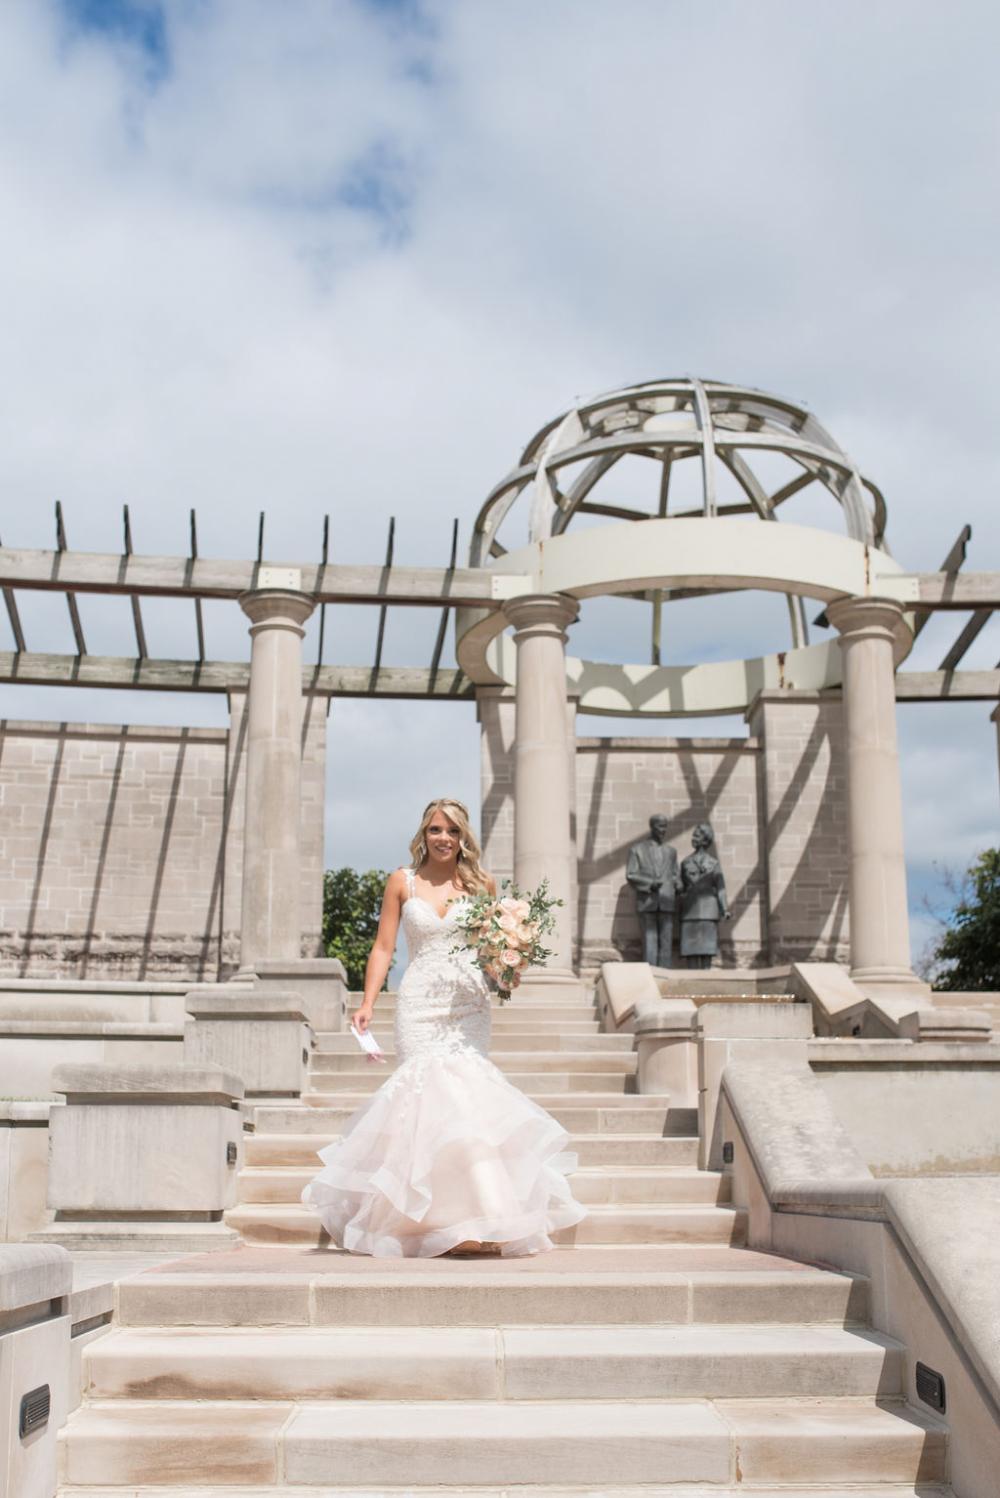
[484,871,498,897]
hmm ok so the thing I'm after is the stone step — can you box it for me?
[315,1028,621,1053]
[223,1201,747,1246]
[305,1070,637,1094]
[245,1130,700,1168]
[114,1246,871,1328]
[237,1164,730,1206]
[352,1000,600,1018]
[293,1100,692,1135]
[58,1396,947,1488]
[310,1050,637,1073]
[55,1485,957,1498]
[83,1323,903,1402]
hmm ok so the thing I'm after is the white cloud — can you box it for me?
[1,0,997,963]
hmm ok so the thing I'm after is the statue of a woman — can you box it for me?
[679,821,730,969]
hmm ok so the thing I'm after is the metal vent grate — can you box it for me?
[19,1384,50,1438]
[916,1361,946,1413]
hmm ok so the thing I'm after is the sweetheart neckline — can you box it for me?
[404,893,468,922]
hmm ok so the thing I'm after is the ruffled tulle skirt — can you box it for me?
[301,1048,587,1257]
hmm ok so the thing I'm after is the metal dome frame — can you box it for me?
[470,379,888,570]
[460,379,901,716]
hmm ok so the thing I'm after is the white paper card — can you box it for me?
[350,1024,386,1060]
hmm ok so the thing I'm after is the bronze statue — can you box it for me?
[679,821,730,969]
[625,815,680,968]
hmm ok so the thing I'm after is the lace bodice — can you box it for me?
[395,869,491,1060]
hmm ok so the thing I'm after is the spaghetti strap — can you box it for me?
[402,866,415,900]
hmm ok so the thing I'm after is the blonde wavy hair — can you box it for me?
[409,798,491,896]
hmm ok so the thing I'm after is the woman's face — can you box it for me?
[425,815,461,864]
[692,825,711,851]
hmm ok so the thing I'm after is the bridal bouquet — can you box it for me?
[451,879,562,1003]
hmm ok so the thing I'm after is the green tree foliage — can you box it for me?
[322,866,389,990]
[930,848,1000,992]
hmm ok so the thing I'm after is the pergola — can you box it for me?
[1,379,997,991]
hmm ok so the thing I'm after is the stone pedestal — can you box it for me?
[0,1245,71,1498]
[237,586,317,973]
[184,989,311,1096]
[0,1103,51,1242]
[36,1064,243,1251]
[251,957,348,1034]
[696,1002,813,1170]
[504,593,581,994]
[634,997,698,1104]
[828,597,918,991]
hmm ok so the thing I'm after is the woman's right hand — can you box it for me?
[352,1002,374,1034]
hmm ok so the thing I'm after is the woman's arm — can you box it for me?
[352,869,407,1033]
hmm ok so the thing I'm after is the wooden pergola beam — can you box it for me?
[0,651,994,705]
[0,548,504,609]
[0,651,473,700]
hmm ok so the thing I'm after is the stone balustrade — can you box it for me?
[184,988,312,1096]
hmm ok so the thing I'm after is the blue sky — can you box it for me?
[1,0,998,962]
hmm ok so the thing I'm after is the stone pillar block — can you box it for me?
[634,997,698,1103]
[696,1002,813,1170]
[0,1104,52,1242]
[504,593,580,974]
[184,989,312,1096]
[238,586,317,971]
[251,957,348,1034]
[827,596,915,988]
[0,1245,71,1498]
[39,1065,244,1250]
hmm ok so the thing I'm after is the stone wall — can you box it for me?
[480,688,850,972]
[749,691,849,965]
[575,735,766,969]
[0,704,328,981]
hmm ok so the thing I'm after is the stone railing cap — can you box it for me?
[634,997,697,1034]
[0,1100,53,1122]
[252,957,348,980]
[51,1063,245,1099]
[185,991,308,1020]
[0,1243,72,1310]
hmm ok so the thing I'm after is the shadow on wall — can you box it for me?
[763,712,849,964]
[1,721,229,981]
[576,737,767,968]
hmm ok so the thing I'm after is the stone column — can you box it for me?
[503,593,580,975]
[827,596,916,989]
[237,587,316,972]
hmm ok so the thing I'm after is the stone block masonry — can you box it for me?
[0,710,327,982]
[749,692,849,966]
[574,736,766,969]
[480,688,850,972]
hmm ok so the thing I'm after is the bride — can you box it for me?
[301,797,586,1257]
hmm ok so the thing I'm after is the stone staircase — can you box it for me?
[57,986,953,1494]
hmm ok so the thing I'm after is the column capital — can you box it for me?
[826,595,912,662]
[239,588,316,636]
[503,591,580,642]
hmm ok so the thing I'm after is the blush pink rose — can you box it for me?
[502,948,524,968]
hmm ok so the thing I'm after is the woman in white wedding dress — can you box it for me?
[301,798,586,1258]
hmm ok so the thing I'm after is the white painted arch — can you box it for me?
[456,518,912,716]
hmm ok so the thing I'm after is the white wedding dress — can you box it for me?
[301,868,587,1257]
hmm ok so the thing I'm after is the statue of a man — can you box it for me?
[679,821,730,969]
[625,815,680,968]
